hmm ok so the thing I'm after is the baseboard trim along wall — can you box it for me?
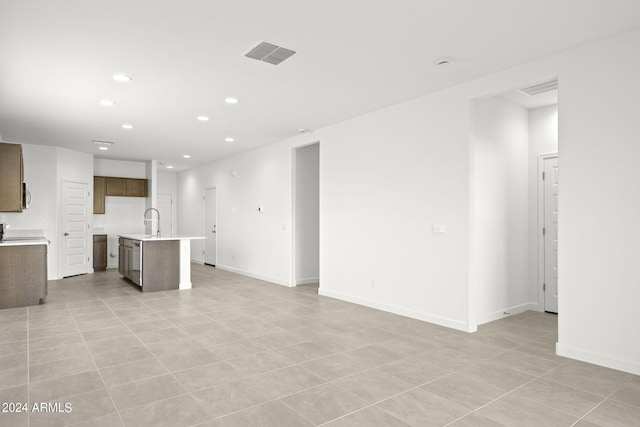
[557,342,640,376]
[215,264,289,287]
[476,303,539,326]
[319,288,471,332]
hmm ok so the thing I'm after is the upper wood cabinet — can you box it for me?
[105,177,126,196]
[104,177,147,197]
[124,178,147,197]
[93,176,106,214]
[94,176,148,214]
[0,142,24,212]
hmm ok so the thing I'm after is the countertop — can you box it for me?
[0,237,50,246]
[118,234,205,242]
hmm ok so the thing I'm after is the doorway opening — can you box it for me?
[292,142,319,290]
[471,78,558,327]
[203,187,217,267]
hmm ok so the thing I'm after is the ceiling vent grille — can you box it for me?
[245,41,296,65]
[92,139,114,146]
[520,79,558,96]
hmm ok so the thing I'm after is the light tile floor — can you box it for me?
[0,265,638,426]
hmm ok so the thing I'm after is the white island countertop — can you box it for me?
[0,237,50,246]
[117,234,205,241]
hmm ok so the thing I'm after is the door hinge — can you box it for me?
[543,283,546,291]
[542,227,546,236]
[542,171,545,180]
[88,257,90,261]
[202,250,205,255]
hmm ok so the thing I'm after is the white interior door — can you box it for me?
[544,157,559,313]
[157,194,173,236]
[204,188,217,266]
[62,181,88,277]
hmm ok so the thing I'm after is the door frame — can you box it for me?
[537,153,558,311]
[291,140,320,288]
[203,186,217,266]
[59,179,90,278]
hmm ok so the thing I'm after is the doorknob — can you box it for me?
[64,232,69,236]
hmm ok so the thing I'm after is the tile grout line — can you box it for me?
[96,291,215,425]
[568,382,628,426]
[67,297,128,427]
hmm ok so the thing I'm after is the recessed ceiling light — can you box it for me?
[113,74,132,82]
[122,124,133,129]
[100,99,115,107]
[225,137,235,142]
[183,154,191,159]
[166,165,174,169]
[225,97,239,104]
[98,146,109,151]
[197,116,209,121]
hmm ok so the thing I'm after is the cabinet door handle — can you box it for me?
[64,232,69,236]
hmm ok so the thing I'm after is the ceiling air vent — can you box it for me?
[520,79,558,96]
[245,41,296,65]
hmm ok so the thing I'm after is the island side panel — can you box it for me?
[179,239,192,290]
[142,240,180,292]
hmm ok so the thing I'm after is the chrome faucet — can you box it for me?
[143,208,161,237]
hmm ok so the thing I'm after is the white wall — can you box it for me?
[554,31,640,374]
[94,159,146,178]
[175,29,640,372]
[528,105,558,308]
[318,91,472,330]
[178,137,308,285]
[294,143,320,284]
[471,97,531,324]
[92,159,148,268]
[0,144,59,279]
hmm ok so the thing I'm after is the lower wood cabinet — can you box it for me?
[118,238,179,292]
[93,234,107,271]
[0,244,47,309]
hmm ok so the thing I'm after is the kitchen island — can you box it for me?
[0,237,49,308]
[117,235,204,292]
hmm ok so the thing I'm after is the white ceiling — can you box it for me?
[1,1,639,171]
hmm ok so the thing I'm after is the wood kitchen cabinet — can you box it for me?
[93,176,106,214]
[0,244,47,309]
[93,234,107,271]
[118,237,179,292]
[105,177,147,197]
[118,237,133,280]
[0,142,24,212]
[94,176,148,214]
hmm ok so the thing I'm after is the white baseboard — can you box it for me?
[476,302,539,325]
[191,258,204,265]
[318,288,471,332]
[557,342,640,376]
[215,264,290,287]
[294,277,319,286]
